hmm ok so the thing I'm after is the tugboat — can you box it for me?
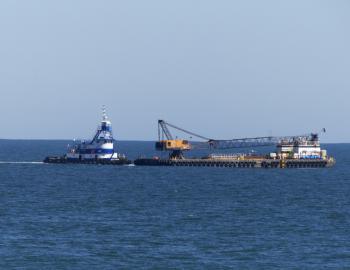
[44,108,131,165]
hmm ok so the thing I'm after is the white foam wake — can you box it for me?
[0,161,44,164]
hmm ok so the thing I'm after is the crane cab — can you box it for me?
[155,139,191,151]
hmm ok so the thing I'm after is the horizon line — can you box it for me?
[0,138,347,144]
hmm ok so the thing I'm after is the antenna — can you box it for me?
[102,105,107,120]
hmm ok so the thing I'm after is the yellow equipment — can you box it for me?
[156,139,191,151]
[156,120,207,159]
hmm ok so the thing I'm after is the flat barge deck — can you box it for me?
[134,158,335,168]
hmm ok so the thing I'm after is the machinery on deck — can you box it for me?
[156,120,207,159]
[155,119,326,160]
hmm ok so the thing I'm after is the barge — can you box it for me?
[44,108,131,165]
[134,133,335,168]
[134,157,334,168]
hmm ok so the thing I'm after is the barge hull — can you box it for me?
[134,158,334,168]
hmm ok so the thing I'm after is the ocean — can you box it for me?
[0,141,349,269]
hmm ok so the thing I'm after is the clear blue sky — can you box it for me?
[0,0,349,142]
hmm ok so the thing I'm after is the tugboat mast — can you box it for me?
[102,105,107,121]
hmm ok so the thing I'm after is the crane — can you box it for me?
[155,120,325,159]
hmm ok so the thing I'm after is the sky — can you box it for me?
[0,0,349,142]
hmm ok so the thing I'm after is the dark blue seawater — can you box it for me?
[0,140,350,269]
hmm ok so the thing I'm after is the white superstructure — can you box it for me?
[276,133,327,159]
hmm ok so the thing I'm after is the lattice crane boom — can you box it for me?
[156,120,325,154]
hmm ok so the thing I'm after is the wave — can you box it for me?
[125,164,135,167]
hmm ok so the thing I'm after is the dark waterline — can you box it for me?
[0,141,349,269]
